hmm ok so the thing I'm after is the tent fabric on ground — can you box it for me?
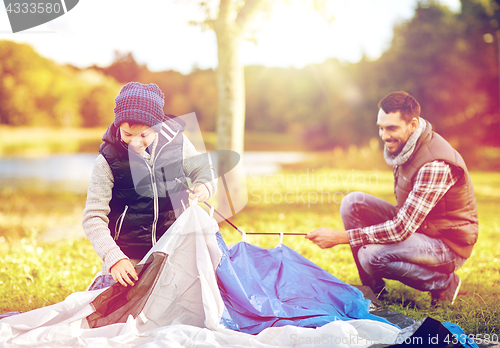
[0,203,476,347]
[87,252,168,328]
[385,317,479,348]
[215,231,395,334]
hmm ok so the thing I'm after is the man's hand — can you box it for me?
[110,259,139,287]
[306,227,350,249]
[189,184,210,203]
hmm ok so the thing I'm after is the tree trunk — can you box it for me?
[214,25,247,217]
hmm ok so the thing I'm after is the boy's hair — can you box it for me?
[119,120,150,127]
[378,91,421,123]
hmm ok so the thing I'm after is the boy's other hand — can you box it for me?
[189,184,209,203]
[110,259,139,287]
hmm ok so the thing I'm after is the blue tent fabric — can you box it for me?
[215,232,396,334]
[385,318,479,348]
[443,323,479,348]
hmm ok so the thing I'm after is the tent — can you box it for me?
[0,202,478,347]
[216,232,395,333]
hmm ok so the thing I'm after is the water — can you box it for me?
[0,152,308,193]
[243,152,307,176]
[0,154,98,182]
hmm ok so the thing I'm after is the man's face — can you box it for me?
[119,122,156,153]
[377,109,418,155]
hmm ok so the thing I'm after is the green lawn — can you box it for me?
[0,169,499,336]
[0,126,106,156]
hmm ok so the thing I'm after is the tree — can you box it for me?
[103,51,147,84]
[196,0,331,212]
[360,1,498,151]
[0,41,54,126]
[209,0,266,213]
[80,85,118,127]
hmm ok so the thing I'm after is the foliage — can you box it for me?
[88,0,498,150]
[369,1,498,147]
[0,41,120,128]
[0,0,498,150]
[100,51,148,84]
[78,70,119,128]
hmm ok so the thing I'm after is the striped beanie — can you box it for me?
[114,82,165,128]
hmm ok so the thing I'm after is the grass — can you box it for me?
[0,167,499,337]
[219,169,500,335]
[0,126,106,156]
[0,233,100,313]
[0,179,87,240]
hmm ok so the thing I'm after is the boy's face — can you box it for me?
[119,122,156,153]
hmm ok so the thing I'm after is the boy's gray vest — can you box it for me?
[99,116,189,260]
[395,121,478,258]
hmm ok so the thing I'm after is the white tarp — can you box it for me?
[0,202,400,348]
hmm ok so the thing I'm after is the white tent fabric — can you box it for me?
[0,202,400,348]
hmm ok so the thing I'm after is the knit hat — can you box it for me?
[113,82,165,128]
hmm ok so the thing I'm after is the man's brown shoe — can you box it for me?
[431,274,461,307]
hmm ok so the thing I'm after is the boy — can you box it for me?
[83,82,216,288]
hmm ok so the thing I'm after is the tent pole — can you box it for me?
[175,178,306,236]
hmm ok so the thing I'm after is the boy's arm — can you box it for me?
[82,154,128,274]
[182,134,217,198]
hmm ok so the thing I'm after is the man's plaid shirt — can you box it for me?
[347,160,459,248]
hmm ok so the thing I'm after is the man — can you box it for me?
[306,91,478,306]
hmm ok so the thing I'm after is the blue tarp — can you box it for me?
[215,232,395,334]
[443,322,479,348]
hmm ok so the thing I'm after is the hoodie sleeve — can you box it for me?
[82,154,129,274]
[182,134,217,198]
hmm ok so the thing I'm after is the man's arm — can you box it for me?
[347,161,458,248]
[307,161,458,249]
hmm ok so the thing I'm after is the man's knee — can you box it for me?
[358,245,387,275]
[340,191,368,219]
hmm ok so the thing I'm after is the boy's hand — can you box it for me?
[110,259,138,287]
[189,184,209,203]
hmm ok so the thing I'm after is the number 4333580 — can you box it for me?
[6,2,62,14]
